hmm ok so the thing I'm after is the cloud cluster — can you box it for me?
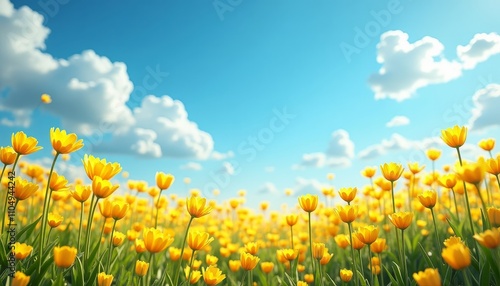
[386,115,410,128]
[294,129,354,169]
[457,33,500,70]
[358,133,442,160]
[0,0,217,160]
[468,83,500,130]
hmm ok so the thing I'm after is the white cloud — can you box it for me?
[218,161,235,176]
[358,133,442,160]
[468,84,500,130]
[293,177,325,196]
[457,33,500,70]
[211,150,234,160]
[369,30,462,101]
[258,182,278,194]
[0,1,215,160]
[295,129,354,169]
[180,162,203,171]
[386,115,410,128]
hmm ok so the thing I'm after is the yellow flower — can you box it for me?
[336,205,358,223]
[97,272,114,286]
[361,166,376,178]
[13,242,33,260]
[71,185,92,202]
[298,194,318,212]
[443,236,463,248]
[285,214,298,226]
[320,251,334,265]
[48,212,63,228]
[352,233,365,250]
[312,242,326,260]
[112,231,126,247]
[437,174,457,189]
[478,138,495,151]
[340,268,353,282]
[206,254,219,265]
[14,177,39,200]
[188,231,214,251]
[135,260,149,277]
[82,154,122,180]
[370,238,387,253]
[92,176,119,199]
[418,190,437,209]
[334,234,350,249]
[457,162,485,185]
[184,266,202,284]
[426,148,441,161]
[49,172,69,192]
[380,162,404,182]
[413,268,441,286]
[297,281,308,286]
[486,155,500,175]
[99,199,113,218]
[203,265,226,286]
[441,125,467,148]
[12,271,30,286]
[304,274,314,283]
[408,162,425,174]
[240,252,260,271]
[441,242,471,270]
[245,242,259,255]
[488,207,500,227]
[261,262,274,273]
[156,172,175,190]
[53,246,77,268]
[473,228,500,249]
[50,127,84,154]
[0,146,17,165]
[12,131,43,155]
[389,211,413,230]
[338,187,357,203]
[228,260,241,272]
[143,227,174,253]
[135,239,147,253]
[111,200,129,220]
[41,93,52,104]
[356,225,379,244]
[186,196,213,218]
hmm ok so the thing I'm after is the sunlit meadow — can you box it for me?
[1,112,500,286]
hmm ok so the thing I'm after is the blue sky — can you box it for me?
[1,0,499,209]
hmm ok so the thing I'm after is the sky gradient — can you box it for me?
[1,0,499,209]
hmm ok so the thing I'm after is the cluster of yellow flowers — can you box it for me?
[1,125,499,286]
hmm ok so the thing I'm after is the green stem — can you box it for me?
[290,226,294,250]
[106,220,117,273]
[462,269,471,286]
[173,216,194,285]
[148,252,155,285]
[38,152,59,272]
[368,246,374,286]
[248,269,253,286]
[186,250,196,284]
[451,188,459,220]
[378,253,385,286]
[402,229,408,286]
[357,249,363,284]
[1,163,9,234]
[348,222,359,286]
[456,147,475,236]
[308,212,315,276]
[77,202,84,252]
[84,195,99,265]
[430,208,442,257]
[154,190,163,229]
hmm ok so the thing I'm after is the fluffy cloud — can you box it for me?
[219,161,235,176]
[0,1,216,159]
[258,182,278,194]
[293,177,326,196]
[211,150,234,160]
[468,84,500,130]
[295,129,354,169]
[386,115,410,127]
[457,33,500,69]
[358,133,442,160]
[180,162,203,171]
[369,30,462,101]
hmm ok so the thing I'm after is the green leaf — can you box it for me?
[417,242,435,268]
[73,255,85,286]
[16,215,42,242]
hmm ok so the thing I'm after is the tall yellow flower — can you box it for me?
[186,196,213,218]
[486,155,500,175]
[12,271,30,286]
[286,214,298,226]
[380,162,404,182]
[488,207,500,227]
[356,225,379,245]
[240,252,260,271]
[82,154,122,180]
[340,269,353,282]
[53,246,77,268]
[418,190,437,209]
[336,205,358,223]
[456,162,485,185]
[473,228,500,249]
[361,166,376,178]
[156,172,175,190]
[97,272,114,286]
[312,242,326,260]
[388,212,413,230]
[143,227,174,253]
[12,131,43,155]
[441,125,467,148]
[478,138,495,152]
[71,185,92,202]
[298,194,318,212]
[13,242,33,260]
[413,268,441,286]
[187,231,214,251]
[49,172,69,192]
[441,242,471,270]
[135,260,149,277]
[426,148,441,161]
[50,127,84,154]
[111,200,129,220]
[0,146,17,165]
[437,174,457,189]
[203,265,226,286]
[92,176,119,199]
[338,187,357,203]
[14,177,39,200]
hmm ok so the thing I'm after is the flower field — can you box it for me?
[1,126,499,286]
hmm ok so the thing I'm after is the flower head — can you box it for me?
[82,154,122,181]
[97,272,114,286]
[336,205,358,223]
[370,238,387,253]
[418,190,437,209]
[441,242,471,270]
[441,125,467,148]
[413,268,441,286]
[41,93,52,104]
[53,246,77,268]
[486,155,500,175]
[135,260,149,276]
[188,231,214,251]
[203,265,226,286]
[340,269,353,282]
[49,172,69,192]
[12,271,30,286]
[50,127,84,154]
[0,146,17,165]
[240,252,260,271]
[14,177,39,200]
[380,162,404,182]
[48,212,63,228]
[261,262,274,273]
[71,185,92,202]
[473,228,500,249]
[298,194,318,212]
[92,176,119,199]
[13,242,33,260]
[143,227,174,253]
[338,187,357,203]
[356,225,379,244]
[457,162,485,185]
[389,212,413,230]
[426,148,441,161]
[488,207,500,227]
[437,174,457,189]
[478,138,495,151]
[313,242,326,260]
[156,172,175,190]
[12,131,43,155]
[186,196,213,218]
[286,214,299,226]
